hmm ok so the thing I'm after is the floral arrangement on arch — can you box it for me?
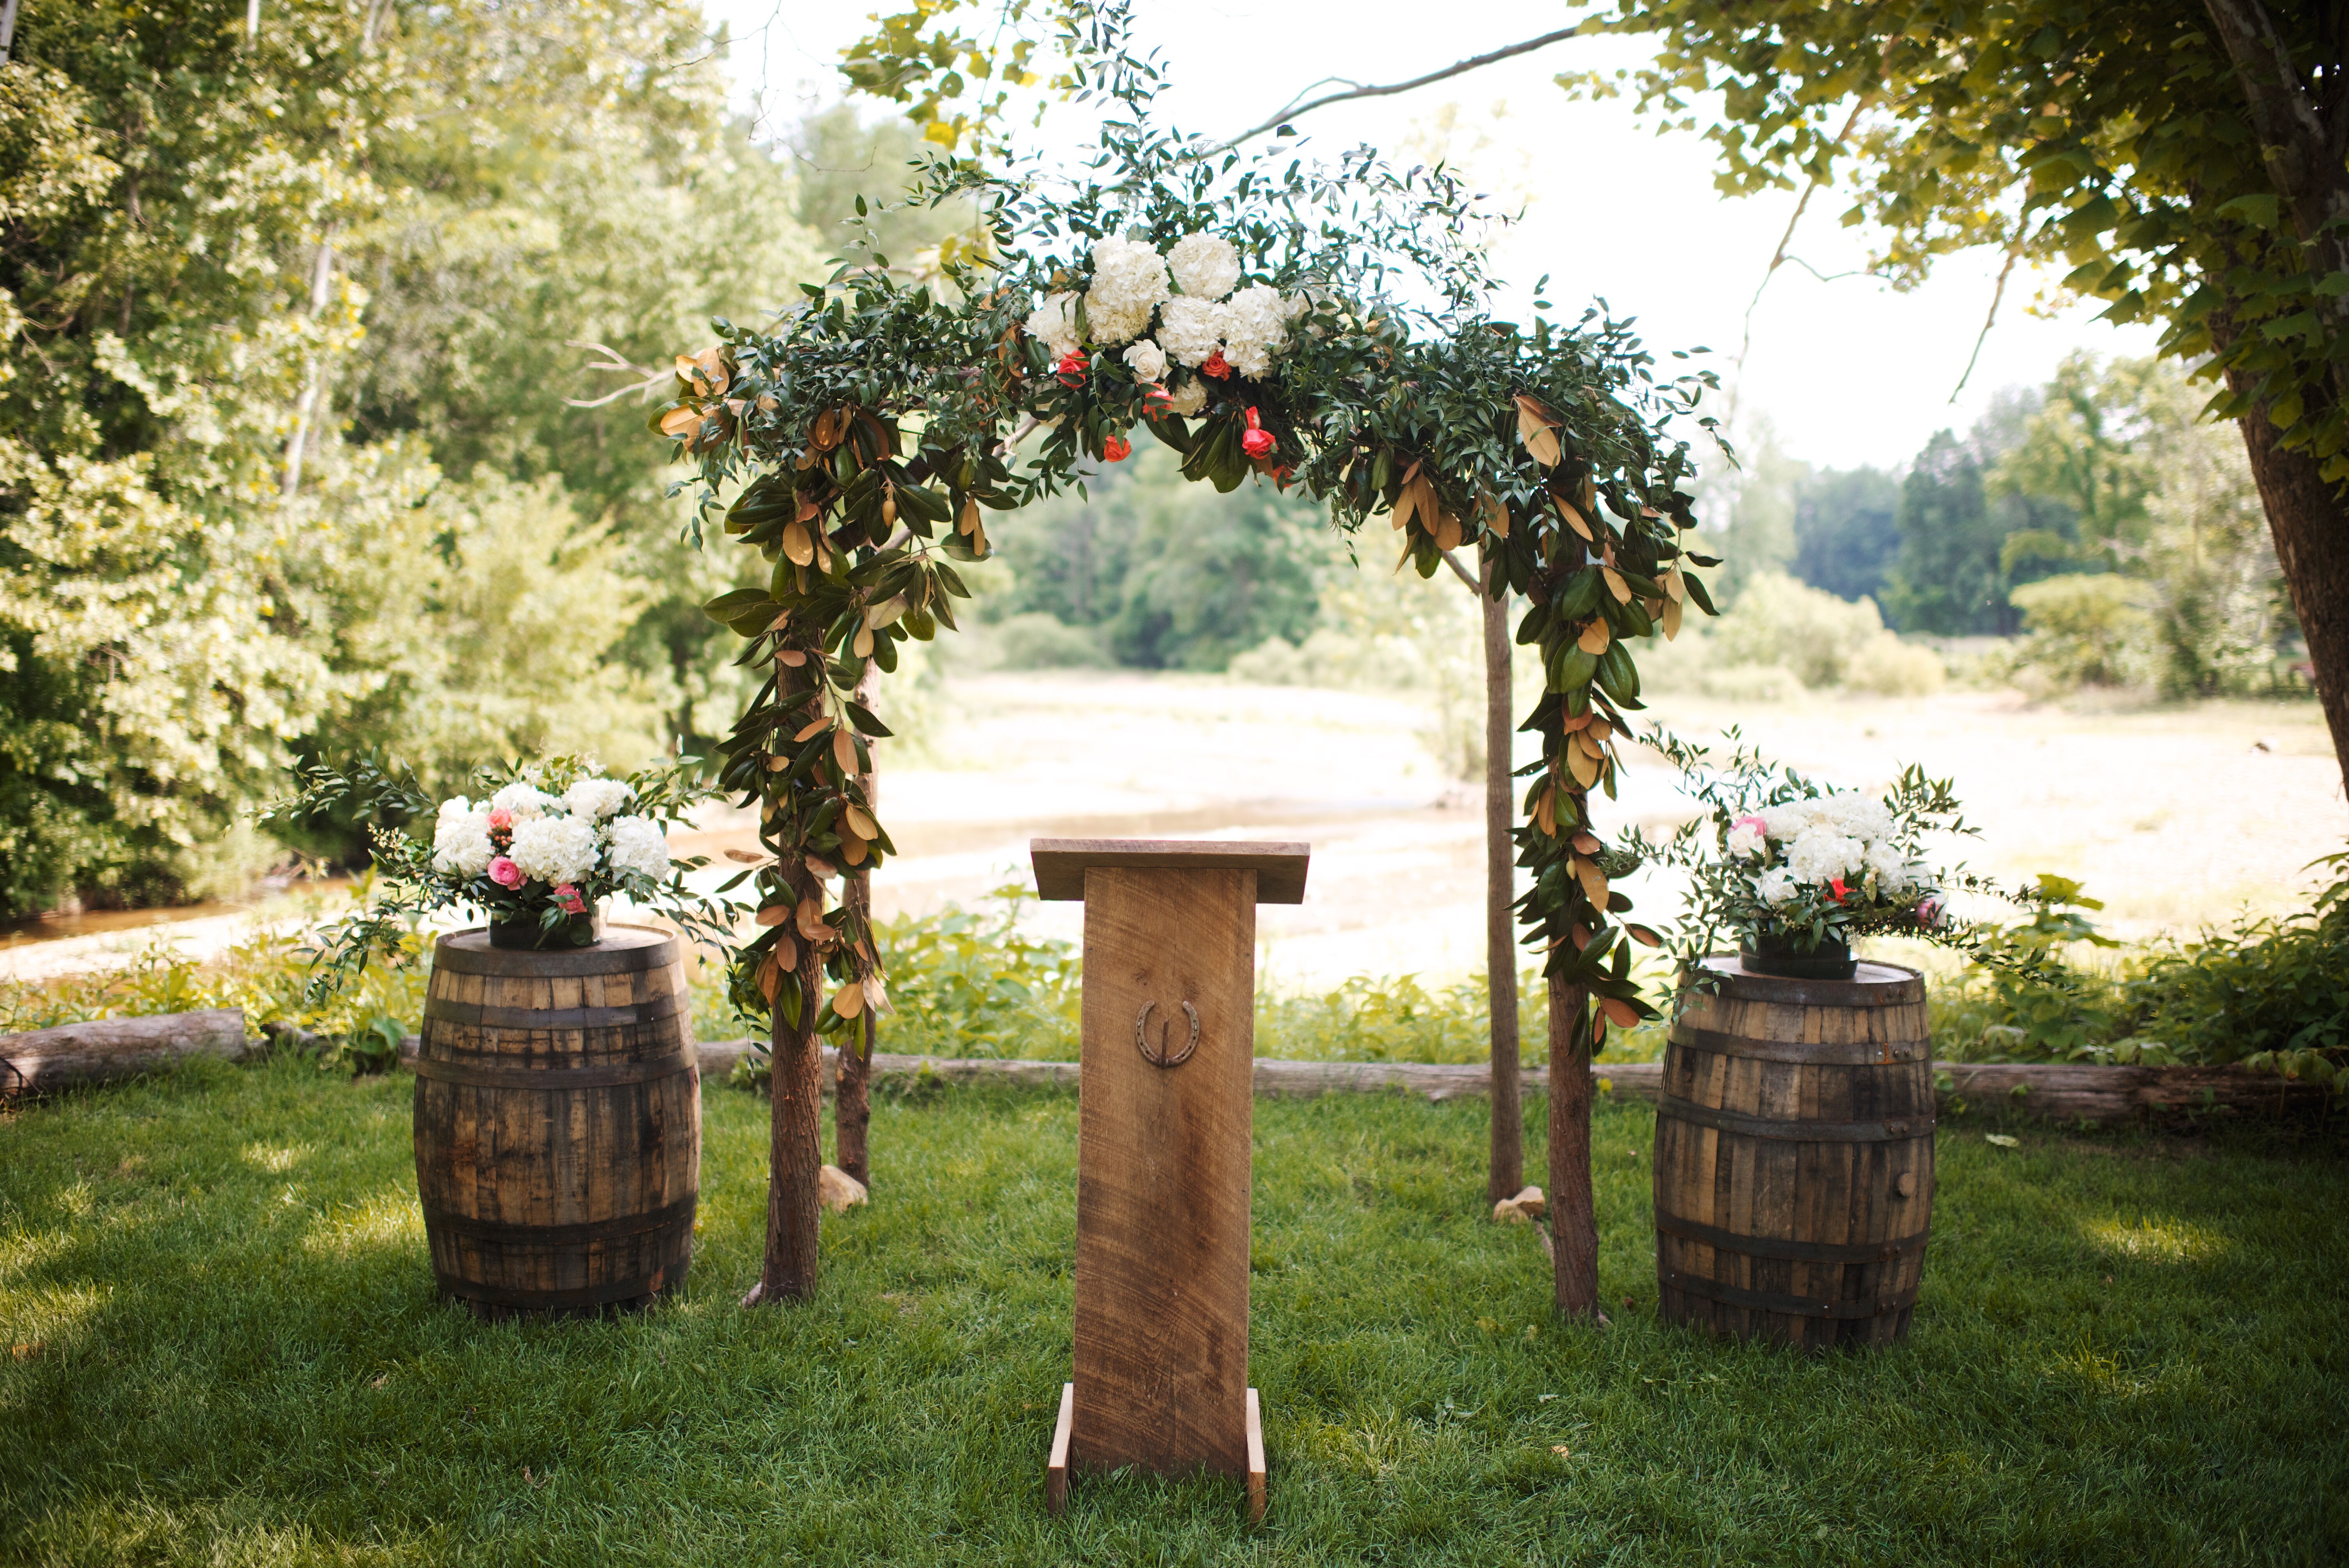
[264,755,736,997]
[1025,230,1310,438]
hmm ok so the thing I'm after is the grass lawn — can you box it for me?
[3,1058,2344,1566]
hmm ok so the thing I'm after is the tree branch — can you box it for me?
[1214,27,1582,154]
[1438,547,1480,592]
[1950,225,2028,403]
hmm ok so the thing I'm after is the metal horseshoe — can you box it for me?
[1133,1000,1201,1069]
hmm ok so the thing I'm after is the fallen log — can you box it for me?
[1935,1061,2330,1123]
[2,1009,251,1096]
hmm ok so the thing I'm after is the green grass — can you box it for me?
[3,1060,2344,1566]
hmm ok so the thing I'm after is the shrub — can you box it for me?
[2008,574,2151,688]
[987,612,1112,670]
[1662,571,1944,697]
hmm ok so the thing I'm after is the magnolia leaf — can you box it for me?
[1534,784,1557,836]
[1662,595,1684,640]
[773,932,798,971]
[1392,479,1419,532]
[777,649,807,667]
[1568,745,1601,788]
[756,955,781,1003]
[1554,495,1594,542]
[832,727,858,773]
[659,405,701,438]
[796,898,829,942]
[841,834,868,866]
[1602,566,1632,604]
[794,718,830,743]
[1626,924,1664,948]
[1577,618,1610,656]
[756,905,788,927]
[1569,830,1602,855]
[862,974,891,1016]
[1481,491,1510,538]
[725,848,768,864]
[1665,566,1687,603]
[852,627,875,659]
[833,980,865,1019]
[1576,859,1609,907]
[1600,996,1639,1028]
[783,520,815,567]
[845,805,879,839]
[1435,511,1462,552]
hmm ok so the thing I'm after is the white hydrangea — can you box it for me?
[1219,284,1293,379]
[563,775,633,821]
[1166,232,1241,300]
[1164,377,1208,416]
[1754,868,1798,905]
[508,813,599,886]
[488,781,555,820]
[1821,792,1895,841]
[431,807,494,877]
[1864,839,1922,897]
[1024,290,1082,360]
[1082,237,1171,346]
[604,814,671,880]
[1725,820,1766,861]
[1758,799,1818,841]
[1121,338,1168,383]
[1787,829,1864,886]
[1156,296,1227,369]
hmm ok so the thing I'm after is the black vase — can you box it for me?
[488,905,602,951]
[1738,928,1857,981]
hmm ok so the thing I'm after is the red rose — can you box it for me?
[1102,433,1132,462]
[1055,351,1087,387]
[1201,348,1232,380]
[1240,406,1275,459]
[1142,383,1172,417]
[1830,877,1850,902]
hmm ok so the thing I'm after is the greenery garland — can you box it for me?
[659,7,1724,1061]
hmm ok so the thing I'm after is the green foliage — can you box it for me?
[987,446,1327,670]
[1696,571,1944,697]
[1790,465,1904,606]
[5,1060,2346,1564]
[868,884,1082,1058]
[2008,575,2153,689]
[1882,414,2057,637]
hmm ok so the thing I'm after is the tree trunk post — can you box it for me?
[835,663,882,1189]
[1482,552,1523,1204]
[1547,978,1599,1317]
[755,859,826,1305]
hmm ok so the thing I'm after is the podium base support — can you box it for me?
[1044,1383,1267,1523]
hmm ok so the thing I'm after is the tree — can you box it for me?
[1790,467,1902,604]
[1538,0,2349,786]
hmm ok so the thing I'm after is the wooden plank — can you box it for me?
[1245,1387,1267,1524]
[1070,866,1254,1479]
[1031,838,1310,904]
[1046,1381,1074,1516]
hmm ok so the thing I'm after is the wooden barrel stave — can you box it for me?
[413,926,700,1318]
[1654,959,1932,1350]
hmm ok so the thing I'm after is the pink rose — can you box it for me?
[553,883,586,915]
[487,807,513,832]
[488,857,523,889]
[1732,814,1768,839]
[1916,896,1945,929]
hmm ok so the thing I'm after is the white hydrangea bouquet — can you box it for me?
[265,755,735,1000]
[1022,230,1312,479]
[1639,731,2003,980]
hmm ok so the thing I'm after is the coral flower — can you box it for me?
[488,856,524,889]
[1055,351,1088,387]
[1142,382,1173,416]
[1240,406,1275,459]
[1829,876,1851,902]
[1102,433,1132,462]
[487,806,513,832]
[1200,347,1232,380]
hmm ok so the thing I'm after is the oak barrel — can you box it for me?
[413,925,700,1317]
[1653,956,1932,1349]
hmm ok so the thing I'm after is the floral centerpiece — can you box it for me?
[265,755,736,1000]
[1641,732,2005,981]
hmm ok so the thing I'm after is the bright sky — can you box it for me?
[701,0,2161,474]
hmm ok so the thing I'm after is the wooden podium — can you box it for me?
[1031,838,1309,1523]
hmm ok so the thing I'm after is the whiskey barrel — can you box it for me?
[1653,957,1932,1350]
[413,925,700,1317]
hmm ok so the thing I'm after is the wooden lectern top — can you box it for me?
[1029,838,1310,904]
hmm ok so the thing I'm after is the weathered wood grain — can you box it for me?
[1653,963,1933,1350]
[0,1009,250,1094]
[412,925,700,1318]
[1071,865,1255,1479]
[1030,838,1310,904]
